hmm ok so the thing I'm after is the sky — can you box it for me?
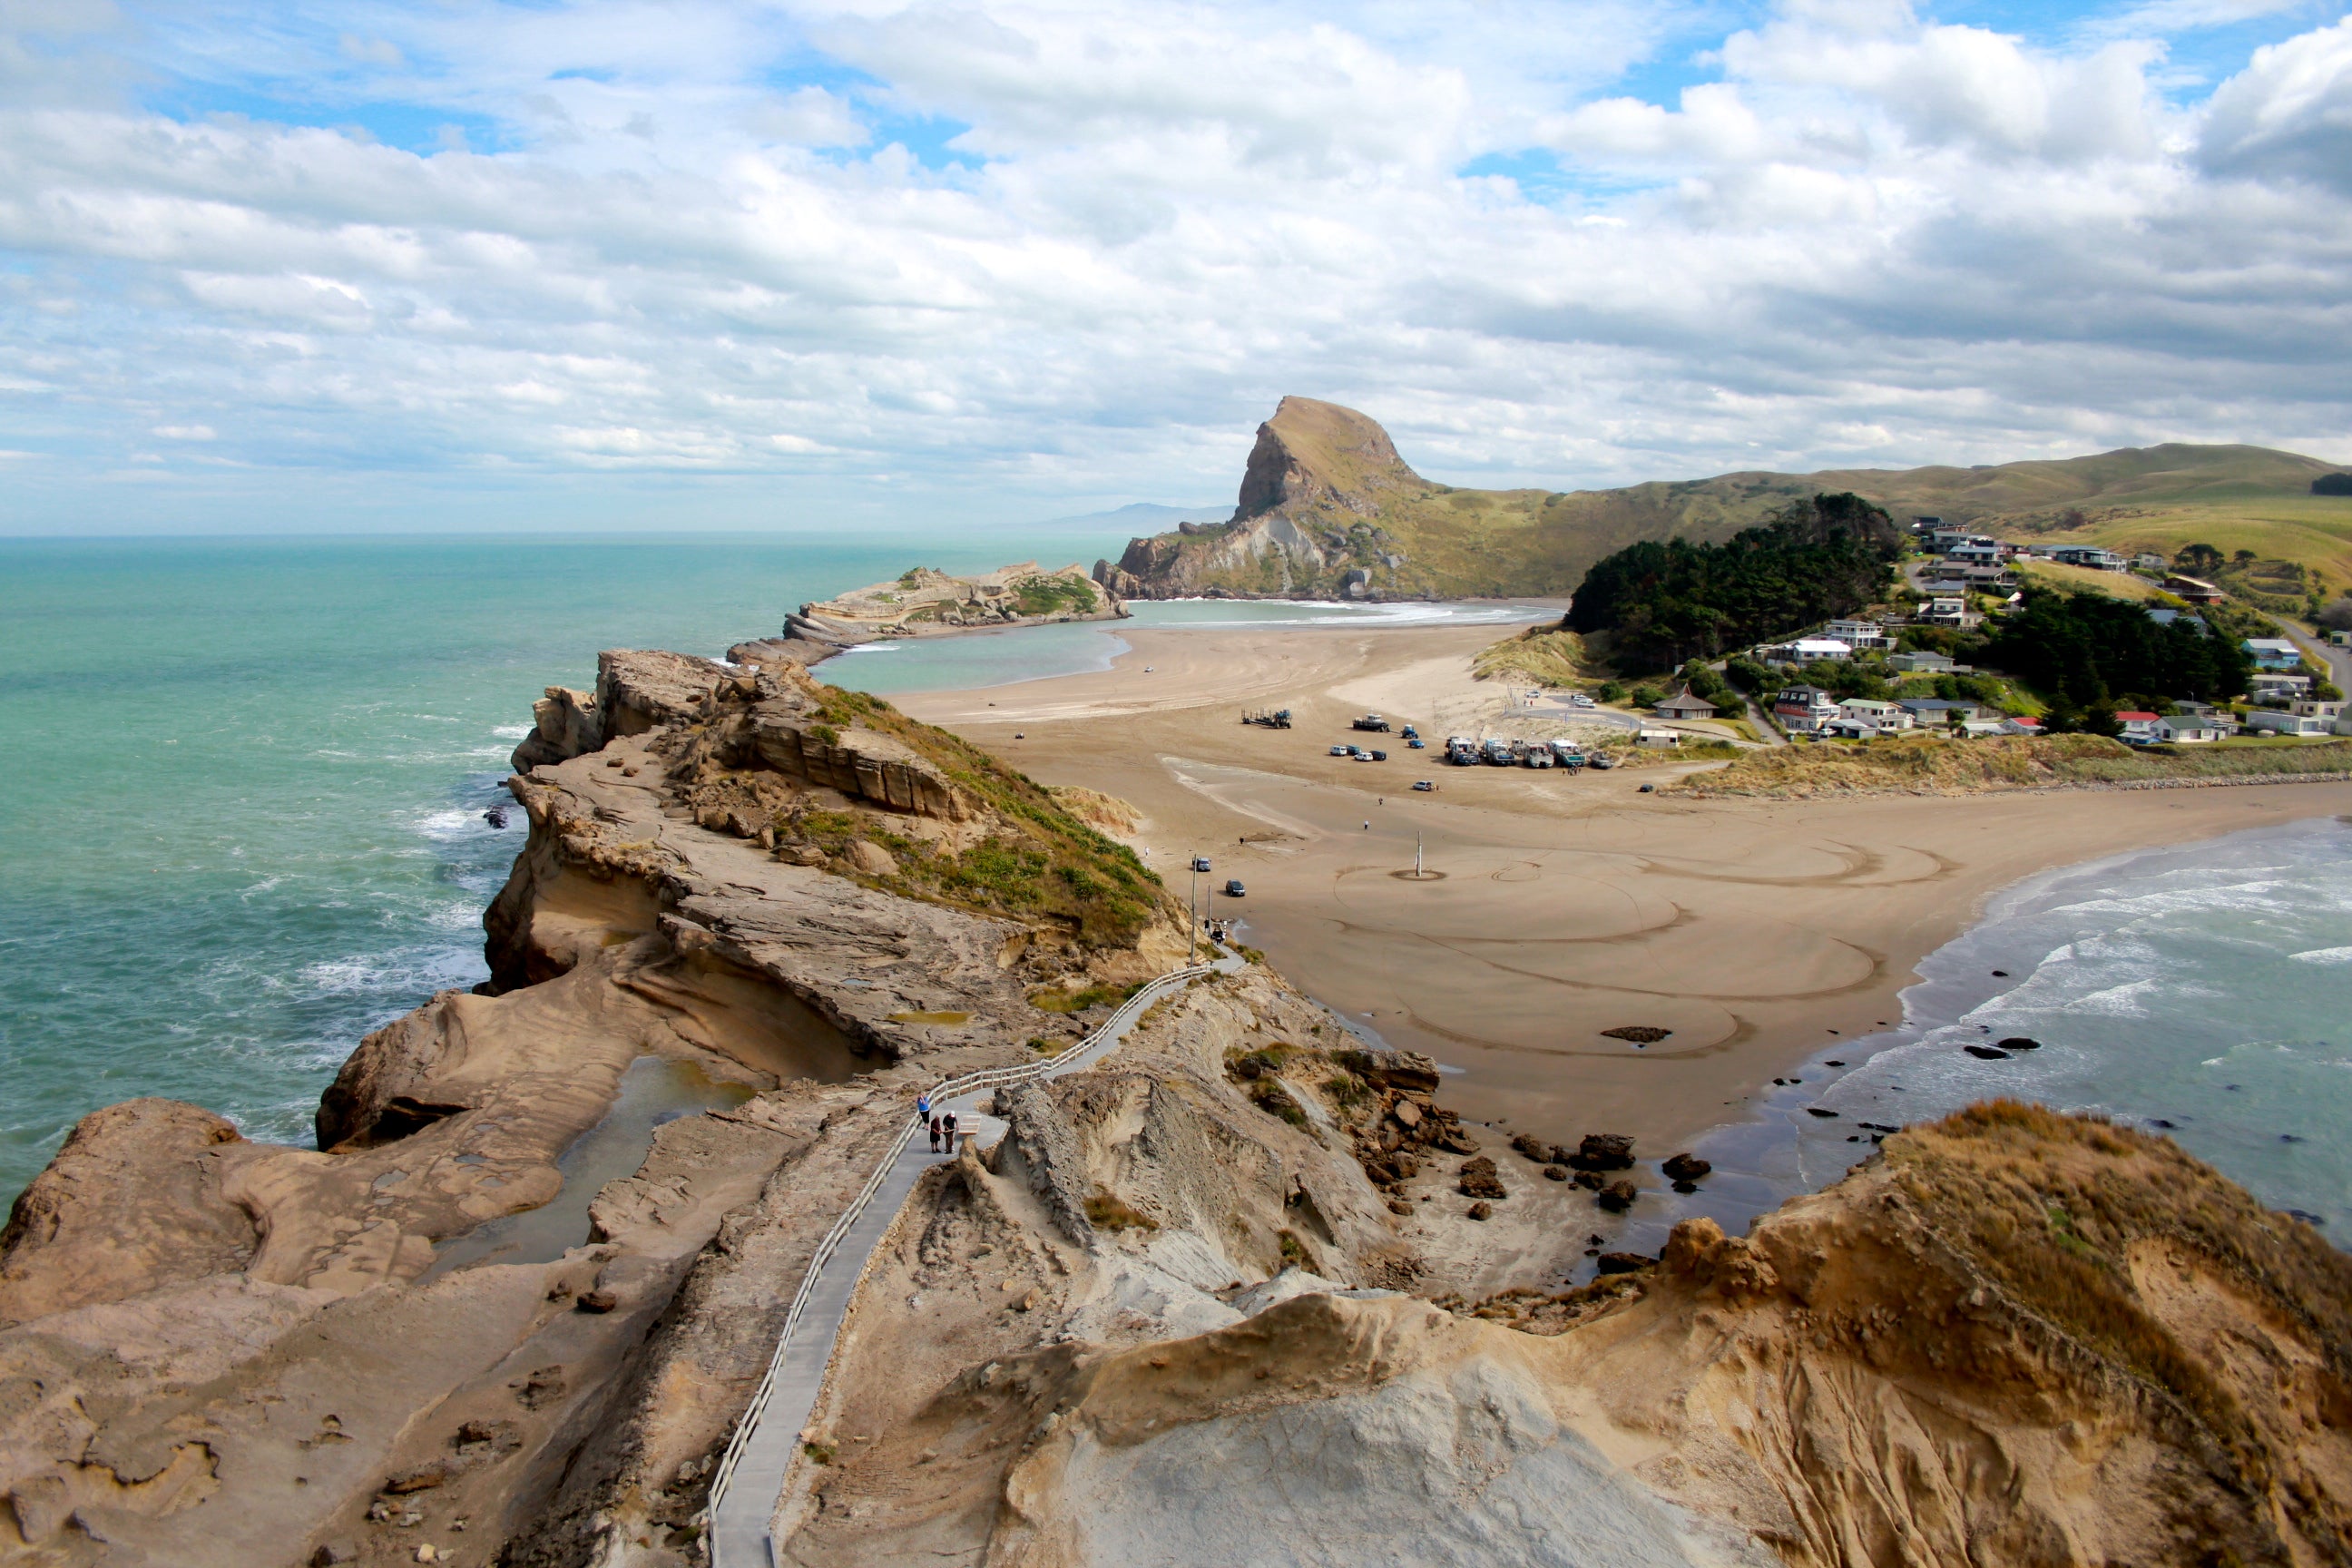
[3,0,2349,534]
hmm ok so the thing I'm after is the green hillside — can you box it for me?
[1105,400,2352,603]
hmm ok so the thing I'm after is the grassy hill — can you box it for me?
[1104,401,2352,602]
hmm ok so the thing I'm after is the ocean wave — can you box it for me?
[491,724,531,739]
[838,642,902,654]
[2291,946,2352,965]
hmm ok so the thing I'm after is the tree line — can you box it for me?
[1564,493,1902,668]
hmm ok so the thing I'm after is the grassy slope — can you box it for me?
[1161,436,2351,602]
[1671,732,2352,798]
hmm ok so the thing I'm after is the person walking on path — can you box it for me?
[927,1114,943,1154]
[917,1093,931,1122]
[942,1110,959,1155]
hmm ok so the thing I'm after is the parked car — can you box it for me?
[1328,744,1351,756]
[1567,693,1595,708]
[1407,738,1425,749]
[1222,879,1246,897]
[1191,856,1212,873]
[1412,779,1436,792]
[1400,725,1419,740]
[1588,752,1618,769]
[1368,750,1387,761]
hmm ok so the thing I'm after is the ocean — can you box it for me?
[4,537,2345,1248]
[1607,816,2352,1272]
[0,536,1535,1202]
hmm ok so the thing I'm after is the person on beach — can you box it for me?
[928,1114,943,1154]
[943,1110,959,1153]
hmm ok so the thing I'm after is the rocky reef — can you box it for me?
[758,562,1123,660]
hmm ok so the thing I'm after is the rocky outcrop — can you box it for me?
[785,561,1125,644]
[774,1098,2352,1568]
[1102,397,1445,601]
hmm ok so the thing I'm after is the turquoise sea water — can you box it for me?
[0,534,1070,1200]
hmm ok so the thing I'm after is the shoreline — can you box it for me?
[891,612,2352,1168]
[1628,815,2352,1278]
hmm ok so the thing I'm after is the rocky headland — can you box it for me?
[5,642,2350,1568]
[1097,398,2348,604]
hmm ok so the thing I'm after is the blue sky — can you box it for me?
[3,0,2349,533]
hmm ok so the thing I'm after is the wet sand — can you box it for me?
[897,620,2352,1152]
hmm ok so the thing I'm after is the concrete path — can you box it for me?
[708,951,1241,1568]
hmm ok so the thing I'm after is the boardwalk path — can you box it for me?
[706,951,1243,1567]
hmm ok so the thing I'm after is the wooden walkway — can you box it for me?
[706,953,1240,1567]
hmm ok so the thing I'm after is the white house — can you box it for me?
[1769,639,1853,662]
[1773,686,1840,733]
[1652,687,1721,720]
[2245,710,2337,737]
[1823,618,1888,649]
[2157,716,2228,743]
[1838,698,1909,730]
[2116,710,2164,744]
[1634,729,1683,747]
[1823,718,1881,740]
[1921,597,1980,629]
[2244,639,2303,671]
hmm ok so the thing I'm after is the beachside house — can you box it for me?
[2243,639,2304,671]
[1921,597,1980,629]
[1823,618,1888,649]
[1943,541,2002,567]
[2051,546,2128,571]
[1887,649,1963,674]
[1635,729,1682,747]
[2116,710,2164,744]
[2244,708,2337,737]
[2250,671,2314,701]
[1898,697,1983,727]
[2002,716,2043,736]
[2157,715,2229,743]
[1762,637,1854,663]
[1824,718,1881,740]
[1772,686,1840,734]
[1838,698,1909,730]
[2164,575,2226,604]
[1652,687,1720,720]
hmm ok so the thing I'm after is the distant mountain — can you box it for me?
[1034,501,1230,532]
[1093,397,2346,602]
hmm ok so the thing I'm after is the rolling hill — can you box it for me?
[1093,397,2352,601]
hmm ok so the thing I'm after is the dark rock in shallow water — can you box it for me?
[1965,1045,2012,1061]
[1807,1107,1839,1118]
[2288,1209,2327,1225]
[1570,1133,1635,1171]
[1996,1036,2042,1051]
[1661,1152,1711,1182]
[1595,1251,1651,1276]
[2151,1119,2177,1130]
[1596,1179,1638,1212]
[1672,1179,1700,1192]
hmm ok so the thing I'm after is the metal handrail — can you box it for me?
[701,959,1214,1530]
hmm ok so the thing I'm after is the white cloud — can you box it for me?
[152,423,215,438]
[0,0,2349,534]
[2200,15,2352,191]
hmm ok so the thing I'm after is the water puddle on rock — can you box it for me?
[420,1055,751,1281]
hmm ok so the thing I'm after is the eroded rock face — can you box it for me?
[0,1100,253,1327]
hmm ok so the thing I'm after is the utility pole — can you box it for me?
[1415,830,1423,880]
